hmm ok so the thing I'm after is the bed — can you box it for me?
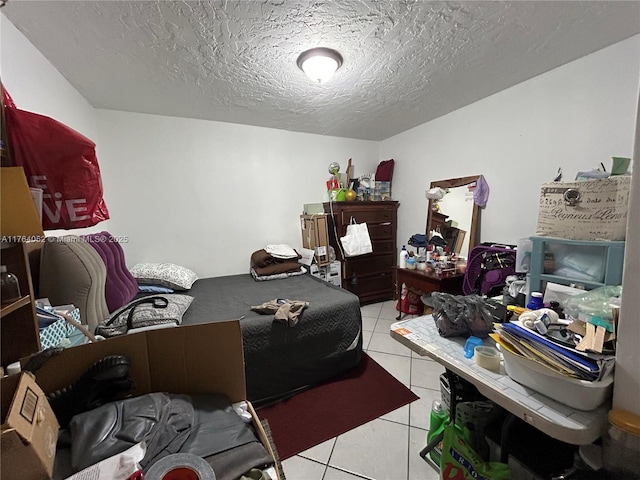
[37,235,363,406]
[182,274,363,404]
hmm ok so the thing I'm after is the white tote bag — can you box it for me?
[340,219,373,257]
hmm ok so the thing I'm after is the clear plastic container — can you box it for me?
[1,265,21,305]
[602,409,640,475]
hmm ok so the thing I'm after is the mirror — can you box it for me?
[426,175,481,258]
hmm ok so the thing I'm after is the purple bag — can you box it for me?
[463,245,516,297]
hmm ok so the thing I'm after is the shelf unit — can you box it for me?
[1,242,41,368]
[528,236,625,295]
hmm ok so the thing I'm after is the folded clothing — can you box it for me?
[250,248,302,278]
[264,244,299,259]
[252,261,302,277]
[250,267,306,282]
[251,248,301,268]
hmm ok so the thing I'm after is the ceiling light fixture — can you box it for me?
[297,47,343,84]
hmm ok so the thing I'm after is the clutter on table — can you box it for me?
[324,158,395,202]
[488,283,621,410]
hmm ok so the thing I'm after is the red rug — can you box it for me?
[256,353,419,460]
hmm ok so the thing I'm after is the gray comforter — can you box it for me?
[181,273,363,405]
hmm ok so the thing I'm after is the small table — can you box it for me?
[394,267,464,320]
[390,315,608,446]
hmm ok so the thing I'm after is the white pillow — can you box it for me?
[129,263,198,290]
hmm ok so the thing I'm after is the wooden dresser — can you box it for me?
[324,201,399,304]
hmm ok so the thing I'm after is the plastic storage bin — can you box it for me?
[501,347,613,411]
[528,236,625,296]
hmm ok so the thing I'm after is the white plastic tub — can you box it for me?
[501,347,613,411]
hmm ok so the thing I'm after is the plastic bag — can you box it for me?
[430,292,494,339]
[340,220,373,257]
[563,285,622,321]
[440,423,510,480]
[2,85,109,230]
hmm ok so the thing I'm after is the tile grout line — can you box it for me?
[406,352,414,480]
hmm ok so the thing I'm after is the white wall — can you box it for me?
[381,35,640,255]
[95,110,378,276]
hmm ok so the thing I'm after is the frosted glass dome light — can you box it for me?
[297,48,343,84]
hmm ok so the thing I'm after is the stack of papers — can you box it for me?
[493,320,614,382]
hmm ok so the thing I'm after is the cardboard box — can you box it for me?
[535,176,631,241]
[0,167,45,239]
[310,261,342,287]
[323,261,342,287]
[28,321,281,479]
[1,372,59,480]
[301,214,330,266]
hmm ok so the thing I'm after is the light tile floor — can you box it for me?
[281,301,443,480]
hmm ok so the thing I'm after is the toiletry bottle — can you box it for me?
[427,399,449,466]
[1,266,21,305]
[399,245,408,269]
[526,292,544,310]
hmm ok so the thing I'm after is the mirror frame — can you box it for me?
[426,175,481,255]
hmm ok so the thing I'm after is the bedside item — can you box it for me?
[138,285,174,293]
[95,294,194,338]
[0,265,21,304]
[129,263,198,290]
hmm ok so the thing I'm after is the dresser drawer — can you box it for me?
[340,208,395,225]
[338,222,393,239]
[371,239,394,255]
[367,223,394,240]
[344,254,394,278]
[343,272,393,303]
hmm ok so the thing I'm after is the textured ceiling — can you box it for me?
[3,1,640,140]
